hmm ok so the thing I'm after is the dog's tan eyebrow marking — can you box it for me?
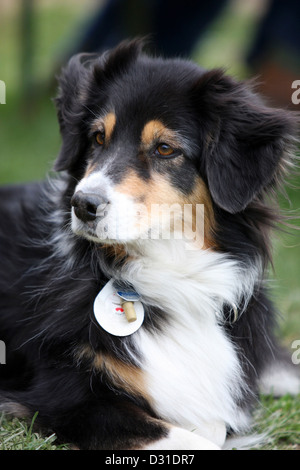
[140,120,181,149]
[92,112,117,143]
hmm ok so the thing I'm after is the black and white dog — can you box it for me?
[0,40,299,450]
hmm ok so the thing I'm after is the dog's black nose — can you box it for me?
[71,190,109,223]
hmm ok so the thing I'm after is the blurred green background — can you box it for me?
[0,0,299,345]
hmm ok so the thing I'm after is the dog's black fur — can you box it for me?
[0,40,298,450]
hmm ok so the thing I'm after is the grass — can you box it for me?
[1,395,299,450]
[0,0,299,450]
[0,412,69,450]
[253,395,300,450]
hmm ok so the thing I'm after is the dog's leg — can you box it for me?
[0,398,219,449]
[0,368,219,450]
[54,408,220,450]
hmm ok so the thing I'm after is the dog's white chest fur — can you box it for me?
[121,240,255,445]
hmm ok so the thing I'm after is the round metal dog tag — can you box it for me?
[93,279,144,336]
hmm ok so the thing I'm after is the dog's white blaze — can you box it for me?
[75,167,113,194]
[120,240,257,445]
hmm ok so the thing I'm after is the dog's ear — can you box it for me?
[54,53,98,172]
[192,70,298,213]
[93,38,145,86]
[54,39,145,172]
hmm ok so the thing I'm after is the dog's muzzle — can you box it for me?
[71,190,109,223]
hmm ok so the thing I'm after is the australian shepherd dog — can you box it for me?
[0,40,299,450]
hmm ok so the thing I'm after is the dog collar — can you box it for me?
[93,279,144,337]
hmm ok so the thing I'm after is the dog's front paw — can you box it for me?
[143,426,220,450]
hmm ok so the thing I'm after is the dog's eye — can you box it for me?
[156,144,175,157]
[95,131,105,146]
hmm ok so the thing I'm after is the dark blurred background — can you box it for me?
[0,0,299,341]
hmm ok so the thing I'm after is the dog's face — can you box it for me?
[54,40,296,247]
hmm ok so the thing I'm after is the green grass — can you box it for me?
[253,395,300,450]
[1,394,299,450]
[0,0,299,451]
[0,412,69,450]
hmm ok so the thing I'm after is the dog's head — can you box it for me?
[54,40,297,247]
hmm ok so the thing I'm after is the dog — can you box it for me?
[0,39,299,450]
